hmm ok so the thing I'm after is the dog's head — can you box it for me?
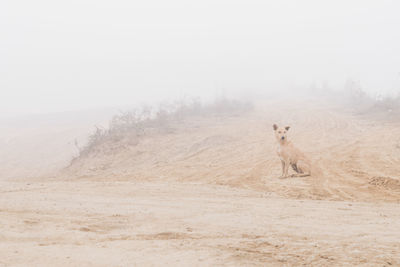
[273,124,290,143]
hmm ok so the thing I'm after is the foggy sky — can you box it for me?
[1,0,399,115]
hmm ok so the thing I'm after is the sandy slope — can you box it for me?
[64,98,400,202]
[1,98,400,266]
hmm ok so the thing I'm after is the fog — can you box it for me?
[1,0,400,116]
[2,3,400,262]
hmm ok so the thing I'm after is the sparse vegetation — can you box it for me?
[344,82,400,117]
[314,79,400,117]
[74,97,253,160]
[369,95,400,113]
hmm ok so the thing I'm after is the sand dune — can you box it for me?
[1,98,400,266]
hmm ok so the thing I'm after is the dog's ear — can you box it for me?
[273,124,278,131]
[285,126,290,131]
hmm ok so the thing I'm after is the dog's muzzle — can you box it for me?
[281,136,285,140]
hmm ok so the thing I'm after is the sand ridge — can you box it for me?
[63,98,400,202]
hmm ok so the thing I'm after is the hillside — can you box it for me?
[63,97,400,202]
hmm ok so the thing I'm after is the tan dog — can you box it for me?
[273,124,311,178]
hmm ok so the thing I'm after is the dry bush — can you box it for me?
[321,79,400,117]
[371,95,400,112]
[74,97,253,159]
[349,88,400,117]
[308,79,400,119]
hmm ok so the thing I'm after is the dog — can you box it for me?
[273,124,311,178]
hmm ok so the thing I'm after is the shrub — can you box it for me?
[74,97,253,159]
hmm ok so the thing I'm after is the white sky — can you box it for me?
[1,0,399,115]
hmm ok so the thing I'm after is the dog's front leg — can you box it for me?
[280,160,285,178]
[283,160,290,178]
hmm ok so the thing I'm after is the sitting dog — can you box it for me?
[273,124,311,178]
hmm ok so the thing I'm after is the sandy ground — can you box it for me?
[1,98,400,266]
[1,181,400,266]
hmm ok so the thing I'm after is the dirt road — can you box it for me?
[1,181,399,266]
